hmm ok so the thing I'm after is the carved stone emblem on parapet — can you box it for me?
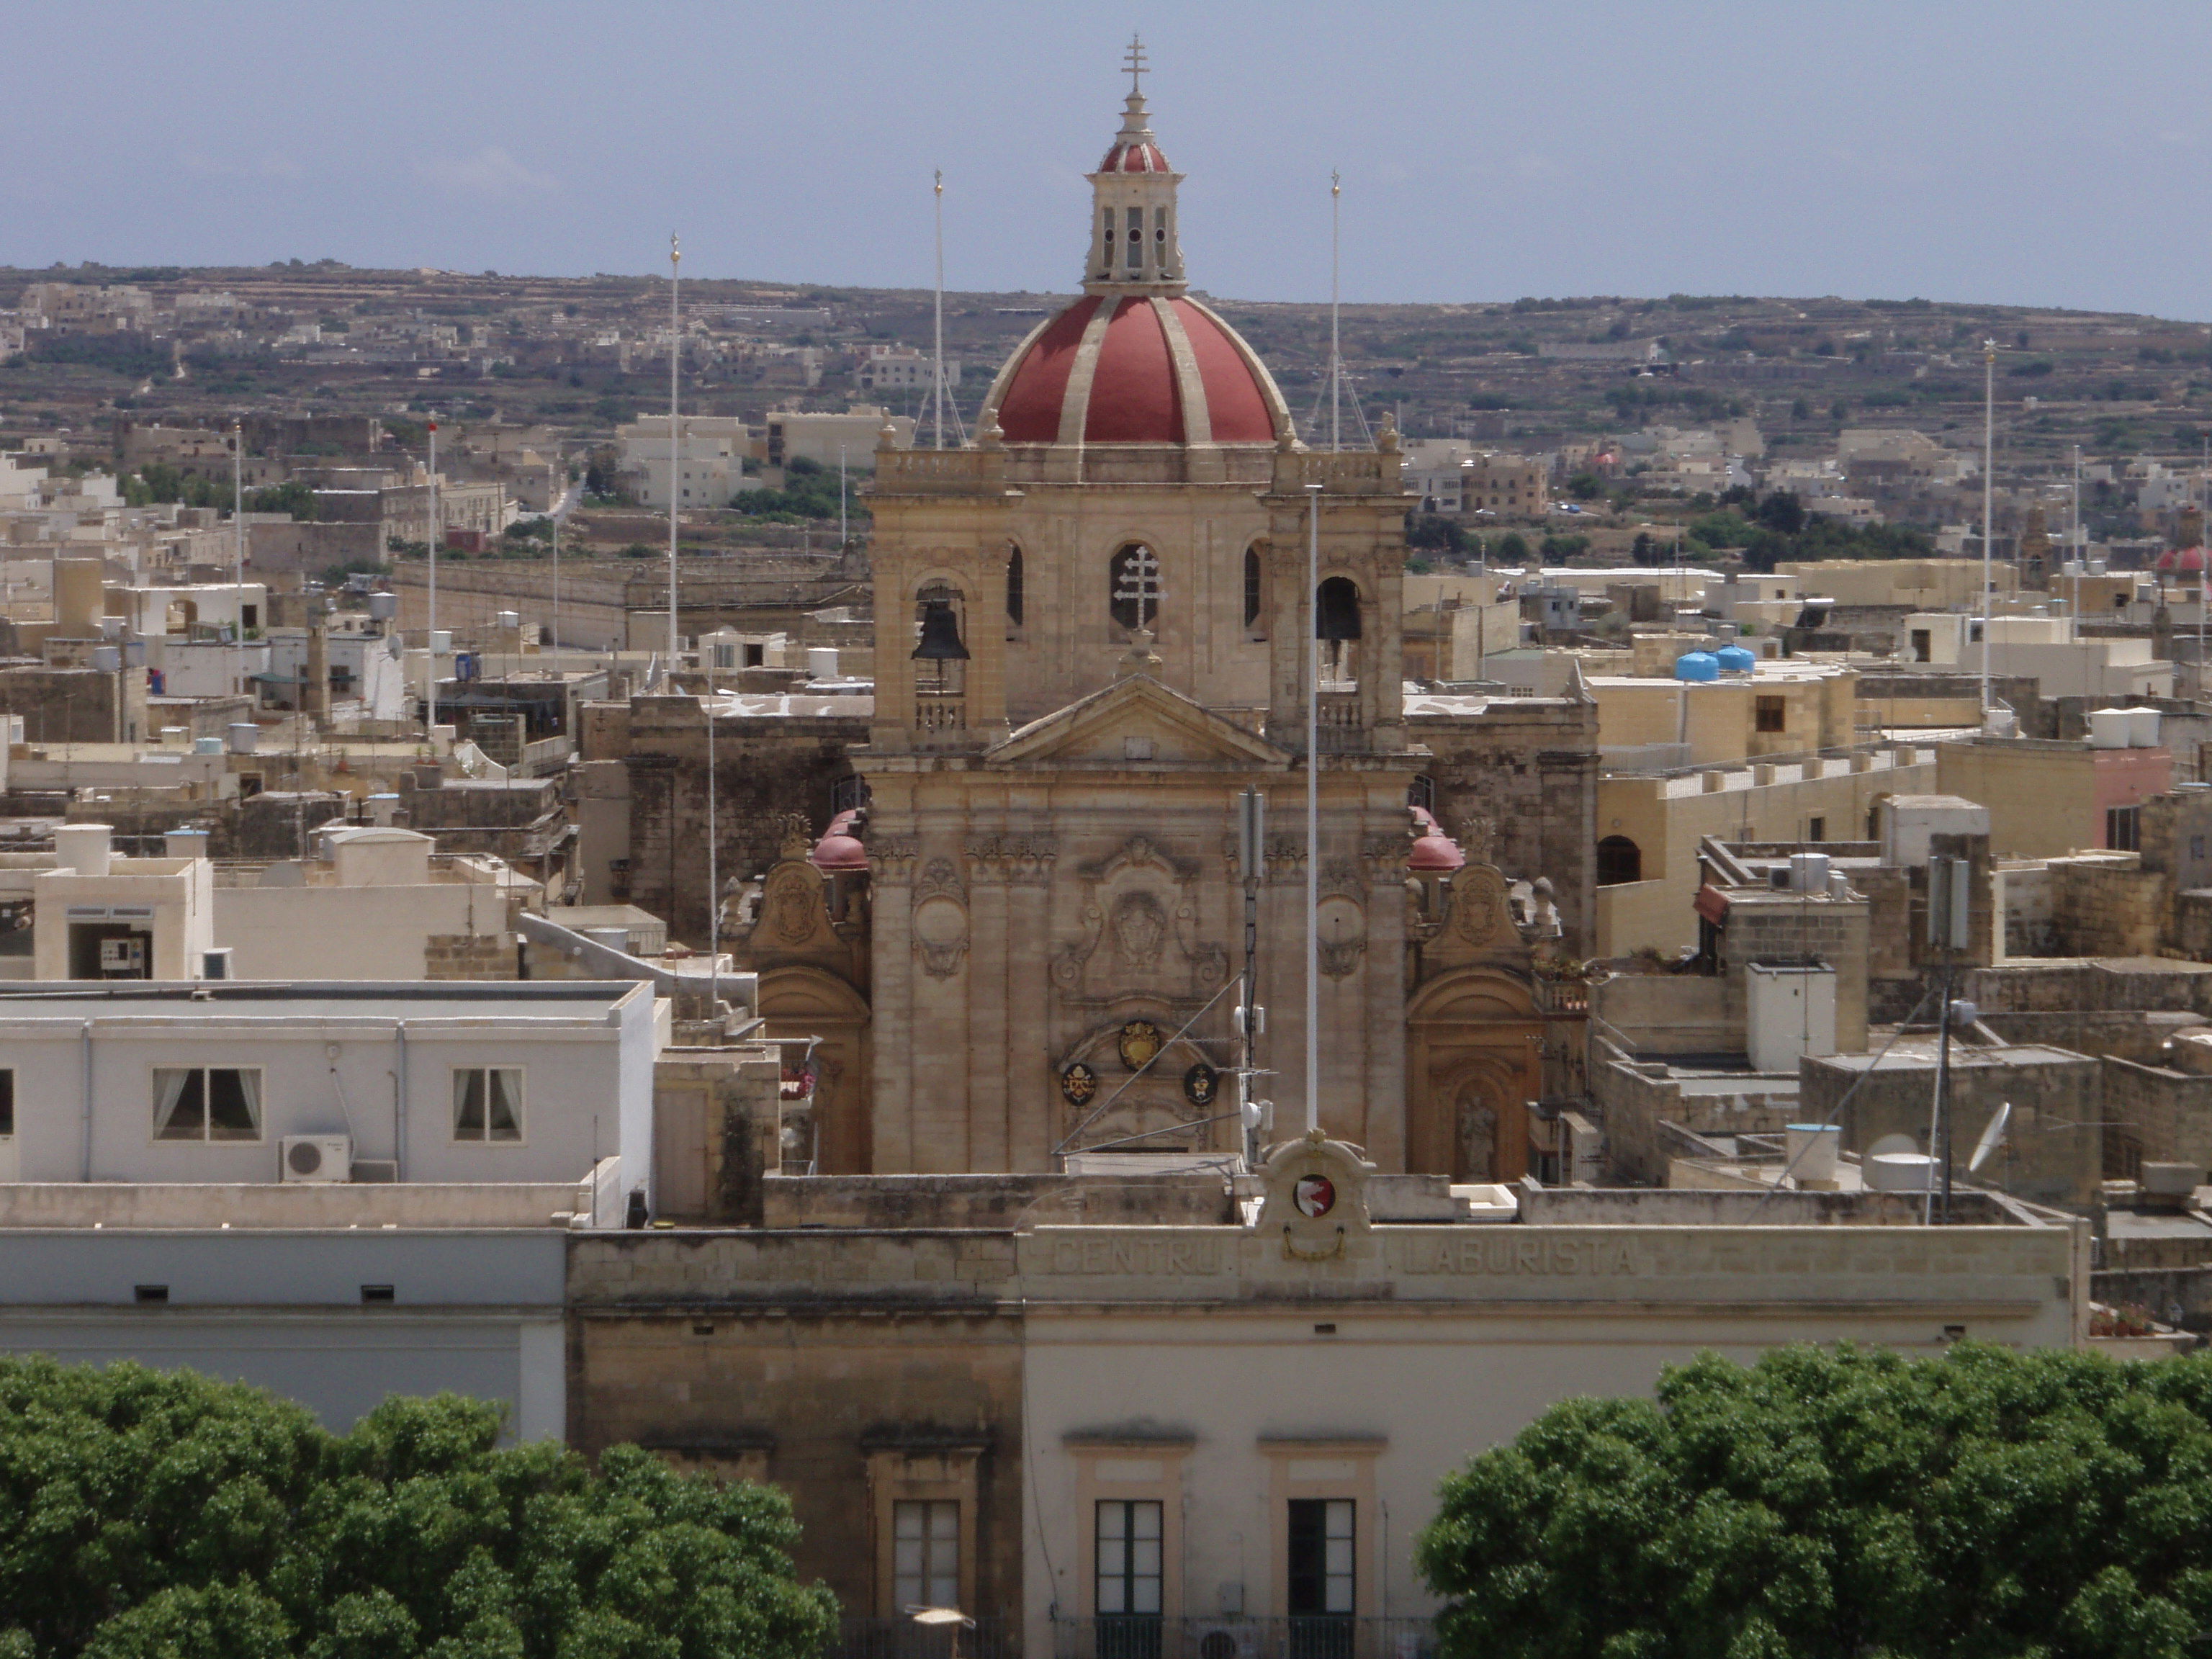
[1251,1130,1377,1264]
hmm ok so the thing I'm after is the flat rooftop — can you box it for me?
[0,981,646,1019]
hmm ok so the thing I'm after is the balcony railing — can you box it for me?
[1051,1617,1438,1659]
[827,1618,1015,1659]
[916,693,966,731]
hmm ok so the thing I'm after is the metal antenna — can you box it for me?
[426,415,439,734]
[1304,482,1323,1135]
[667,234,682,677]
[1330,172,1341,454]
[1979,339,1994,721]
[932,173,946,451]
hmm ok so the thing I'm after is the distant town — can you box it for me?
[10,60,2212,1659]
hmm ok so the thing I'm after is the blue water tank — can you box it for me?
[1674,651,1720,682]
[1714,644,1757,673]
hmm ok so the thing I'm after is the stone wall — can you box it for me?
[2102,1056,2212,1174]
[758,1172,1233,1230]
[623,698,866,948]
[1799,1045,2103,1209]
[424,932,515,980]
[567,1235,1024,1627]
[0,665,146,745]
[1410,696,1599,953]
[2047,857,2164,958]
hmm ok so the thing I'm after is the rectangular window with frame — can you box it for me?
[2107,805,2142,853]
[452,1067,523,1142]
[153,1067,261,1142]
[1287,1498,1354,1617]
[892,1498,959,1611]
[0,1069,12,1138]
[1754,696,1787,733]
[1095,1498,1163,1656]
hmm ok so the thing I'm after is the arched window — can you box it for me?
[1110,544,1165,632]
[1596,835,1642,886]
[1244,547,1264,629]
[1006,545,1025,629]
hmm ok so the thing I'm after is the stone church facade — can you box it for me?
[680,78,1599,1177]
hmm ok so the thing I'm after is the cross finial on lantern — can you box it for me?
[1124,33,1148,96]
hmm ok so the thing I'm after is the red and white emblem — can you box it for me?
[1292,1174,1336,1218]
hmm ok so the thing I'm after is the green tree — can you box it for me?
[1419,1342,2212,1659]
[0,1357,835,1659]
[1565,472,1604,501]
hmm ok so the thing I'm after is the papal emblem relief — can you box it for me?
[1060,1063,1099,1107]
[1183,1062,1218,1107]
[1117,1019,1164,1071]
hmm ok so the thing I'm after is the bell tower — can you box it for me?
[1084,36,1185,295]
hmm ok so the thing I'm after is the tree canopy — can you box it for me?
[0,1356,836,1659]
[1416,1342,2212,1659]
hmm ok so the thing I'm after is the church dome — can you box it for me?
[975,46,1291,451]
[2159,546,2207,573]
[985,295,1287,447]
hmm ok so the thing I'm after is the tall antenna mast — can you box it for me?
[1303,482,1323,1135]
[933,171,947,451]
[1330,171,1341,454]
[667,234,681,678]
[426,416,439,734]
[1979,339,1994,721]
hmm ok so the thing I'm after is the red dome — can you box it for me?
[2159,546,2208,573]
[1408,831,1466,872]
[986,295,1285,447]
[809,809,868,872]
[1100,141,1169,174]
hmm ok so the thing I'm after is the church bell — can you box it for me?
[911,598,971,661]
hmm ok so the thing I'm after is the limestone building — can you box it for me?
[684,73,1599,1179]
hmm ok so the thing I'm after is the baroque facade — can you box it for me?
[714,74,1600,1178]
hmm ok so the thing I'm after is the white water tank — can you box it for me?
[227,722,259,755]
[2088,707,2130,749]
[1786,1123,1840,1184]
[806,647,840,681]
[1867,1151,1938,1192]
[90,645,121,673]
[367,592,398,621]
[193,736,224,755]
[53,822,114,877]
[495,610,520,629]
[1789,852,1831,892]
[2126,706,2162,748]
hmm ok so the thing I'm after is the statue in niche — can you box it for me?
[1457,1094,1498,1183]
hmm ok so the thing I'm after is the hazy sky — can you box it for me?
[6,1,2209,319]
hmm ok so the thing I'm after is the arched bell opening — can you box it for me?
[911,583,970,729]
[1316,575,1362,691]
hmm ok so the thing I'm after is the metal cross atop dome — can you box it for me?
[1124,33,1148,95]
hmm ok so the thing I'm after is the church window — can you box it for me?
[1244,546,1264,629]
[1007,544,1025,628]
[1110,544,1165,631]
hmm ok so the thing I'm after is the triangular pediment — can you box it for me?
[986,675,1289,770]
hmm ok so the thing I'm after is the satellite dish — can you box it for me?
[1969,1102,2013,1174]
[1868,1133,1920,1161]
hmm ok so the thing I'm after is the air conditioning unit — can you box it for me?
[200,948,233,981]
[1187,1624,1261,1659]
[279,1135,351,1184]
